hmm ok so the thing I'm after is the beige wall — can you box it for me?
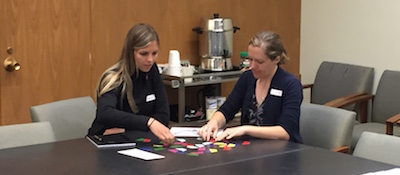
[300,0,400,102]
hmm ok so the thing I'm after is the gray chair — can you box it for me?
[353,131,400,166]
[30,96,96,141]
[303,61,374,122]
[300,103,356,153]
[0,121,55,149]
[350,70,400,150]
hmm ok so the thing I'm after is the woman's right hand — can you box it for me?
[198,119,220,141]
[148,118,175,145]
[103,128,126,135]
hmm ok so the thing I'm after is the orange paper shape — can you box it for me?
[242,141,250,145]
[223,146,231,151]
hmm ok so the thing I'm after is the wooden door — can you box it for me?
[0,0,91,125]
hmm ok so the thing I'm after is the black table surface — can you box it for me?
[0,131,397,175]
[170,146,397,175]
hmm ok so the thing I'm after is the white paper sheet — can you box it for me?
[118,148,165,161]
[361,168,400,175]
[170,127,223,137]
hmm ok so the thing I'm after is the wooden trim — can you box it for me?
[331,146,349,153]
[386,113,400,135]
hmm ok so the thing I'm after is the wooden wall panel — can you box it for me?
[91,0,301,100]
[0,0,299,125]
[0,0,91,124]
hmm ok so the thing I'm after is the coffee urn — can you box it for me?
[193,13,240,71]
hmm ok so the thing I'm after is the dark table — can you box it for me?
[0,132,397,175]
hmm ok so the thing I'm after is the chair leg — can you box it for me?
[386,122,393,135]
[359,100,368,123]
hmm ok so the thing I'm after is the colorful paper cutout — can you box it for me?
[209,148,218,153]
[136,136,251,158]
[242,141,250,145]
[187,153,199,156]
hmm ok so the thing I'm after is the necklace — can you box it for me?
[256,79,269,105]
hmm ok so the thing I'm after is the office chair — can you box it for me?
[346,70,400,150]
[353,131,400,166]
[303,61,374,122]
[0,121,55,149]
[300,103,356,153]
[30,96,96,141]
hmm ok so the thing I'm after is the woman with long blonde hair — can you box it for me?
[88,23,175,144]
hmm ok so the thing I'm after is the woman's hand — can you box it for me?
[198,119,220,141]
[198,111,227,141]
[148,118,175,145]
[215,126,248,141]
[103,128,126,135]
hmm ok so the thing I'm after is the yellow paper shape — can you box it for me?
[209,148,218,153]
[228,143,236,148]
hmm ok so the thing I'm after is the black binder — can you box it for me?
[86,133,136,149]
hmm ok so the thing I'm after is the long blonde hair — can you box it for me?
[96,23,160,113]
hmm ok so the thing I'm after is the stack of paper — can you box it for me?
[170,127,223,137]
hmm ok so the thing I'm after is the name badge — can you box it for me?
[270,88,283,97]
[146,94,156,102]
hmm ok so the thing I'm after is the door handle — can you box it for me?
[4,47,20,72]
[4,57,20,72]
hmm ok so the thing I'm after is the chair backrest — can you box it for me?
[312,61,374,110]
[0,121,55,149]
[30,96,96,141]
[353,131,400,166]
[300,103,356,150]
[372,70,400,123]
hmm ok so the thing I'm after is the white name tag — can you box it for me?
[270,88,283,97]
[146,94,156,102]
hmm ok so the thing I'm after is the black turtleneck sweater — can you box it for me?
[88,64,169,136]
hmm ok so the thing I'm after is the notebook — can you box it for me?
[86,133,136,149]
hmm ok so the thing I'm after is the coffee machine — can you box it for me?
[193,13,240,71]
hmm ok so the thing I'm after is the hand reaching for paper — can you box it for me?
[215,126,247,141]
[148,118,175,145]
[198,119,220,141]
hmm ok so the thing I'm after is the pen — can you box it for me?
[94,135,103,142]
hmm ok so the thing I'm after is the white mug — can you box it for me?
[182,66,195,83]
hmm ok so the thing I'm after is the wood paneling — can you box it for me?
[91,0,301,100]
[0,0,300,124]
[0,0,91,125]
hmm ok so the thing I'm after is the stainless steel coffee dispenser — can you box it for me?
[193,13,240,71]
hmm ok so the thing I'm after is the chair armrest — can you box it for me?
[302,83,313,89]
[323,92,368,108]
[331,146,349,153]
[324,93,373,123]
[302,83,314,101]
[386,112,400,135]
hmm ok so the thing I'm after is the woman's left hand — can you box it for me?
[148,119,175,145]
[215,126,248,141]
